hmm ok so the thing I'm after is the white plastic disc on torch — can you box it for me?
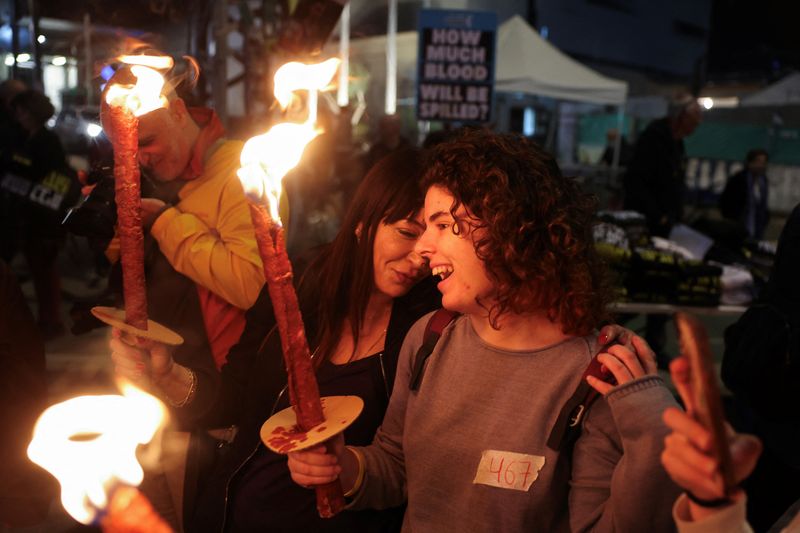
[91,306,184,346]
[260,395,364,454]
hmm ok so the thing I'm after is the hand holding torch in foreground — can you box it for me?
[27,384,172,532]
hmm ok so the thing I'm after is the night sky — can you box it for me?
[24,0,800,84]
[35,0,193,27]
[707,0,800,81]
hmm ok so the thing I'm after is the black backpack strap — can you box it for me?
[547,349,616,451]
[409,309,458,391]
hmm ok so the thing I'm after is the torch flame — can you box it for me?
[238,58,340,225]
[273,58,341,110]
[238,122,320,221]
[105,63,168,117]
[27,383,166,524]
[118,54,174,70]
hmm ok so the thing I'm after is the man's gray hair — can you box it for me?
[667,92,698,118]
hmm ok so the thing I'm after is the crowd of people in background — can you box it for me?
[2,62,798,533]
[0,80,78,340]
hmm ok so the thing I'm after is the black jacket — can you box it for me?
[1,128,78,238]
[0,260,58,526]
[183,251,440,532]
[762,203,800,311]
[623,117,687,238]
[719,169,770,240]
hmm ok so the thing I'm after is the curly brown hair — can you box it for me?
[421,128,611,336]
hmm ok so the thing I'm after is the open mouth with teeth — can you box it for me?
[432,265,454,281]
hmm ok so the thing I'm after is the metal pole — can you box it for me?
[27,0,43,90]
[83,13,93,105]
[336,2,350,107]
[11,0,19,79]
[611,105,624,183]
[385,0,397,115]
[545,102,558,152]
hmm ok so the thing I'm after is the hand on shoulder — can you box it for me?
[587,332,658,396]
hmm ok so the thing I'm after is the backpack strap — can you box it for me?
[546,348,616,451]
[409,309,459,391]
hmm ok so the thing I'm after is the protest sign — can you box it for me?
[417,9,497,123]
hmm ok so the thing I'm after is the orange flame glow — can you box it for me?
[238,58,340,224]
[239,122,321,221]
[27,384,166,524]
[105,59,169,117]
[273,58,341,110]
[118,55,174,70]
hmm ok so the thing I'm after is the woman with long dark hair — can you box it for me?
[110,148,438,531]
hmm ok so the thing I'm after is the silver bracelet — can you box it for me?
[163,366,197,408]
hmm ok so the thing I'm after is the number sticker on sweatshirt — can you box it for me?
[472,450,545,492]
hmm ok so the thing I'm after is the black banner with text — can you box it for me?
[417,10,497,123]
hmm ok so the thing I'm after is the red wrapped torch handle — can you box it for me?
[248,202,345,517]
[108,105,148,329]
[101,486,172,533]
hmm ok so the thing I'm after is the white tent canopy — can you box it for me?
[328,15,627,107]
[740,72,800,107]
[495,16,627,105]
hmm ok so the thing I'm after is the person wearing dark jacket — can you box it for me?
[624,95,702,238]
[5,90,78,339]
[623,94,702,366]
[719,149,770,240]
[726,203,800,531]
[0,259,57,527]
[98,61,266,529]
[0,79,27,262]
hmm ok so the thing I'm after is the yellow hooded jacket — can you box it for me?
[150,139,265,310]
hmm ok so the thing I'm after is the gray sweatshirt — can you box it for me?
[349,313,680,532]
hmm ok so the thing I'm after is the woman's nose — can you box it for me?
[408,250,429,271]
[415,227,434,259]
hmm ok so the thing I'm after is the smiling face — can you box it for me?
[415,185,495,315]
[135,102,196,182]
[371,214,430,299]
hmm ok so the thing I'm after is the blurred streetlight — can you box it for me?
[86,123,103,138]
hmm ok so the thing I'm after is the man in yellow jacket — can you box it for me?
[101,64,266,530]
[101,66,265,371]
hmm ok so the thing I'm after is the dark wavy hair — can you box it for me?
[309,147,427,363]
[421,129,611,336]
[745,148,768,164]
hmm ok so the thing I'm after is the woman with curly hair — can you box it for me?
[288,129,680,532]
